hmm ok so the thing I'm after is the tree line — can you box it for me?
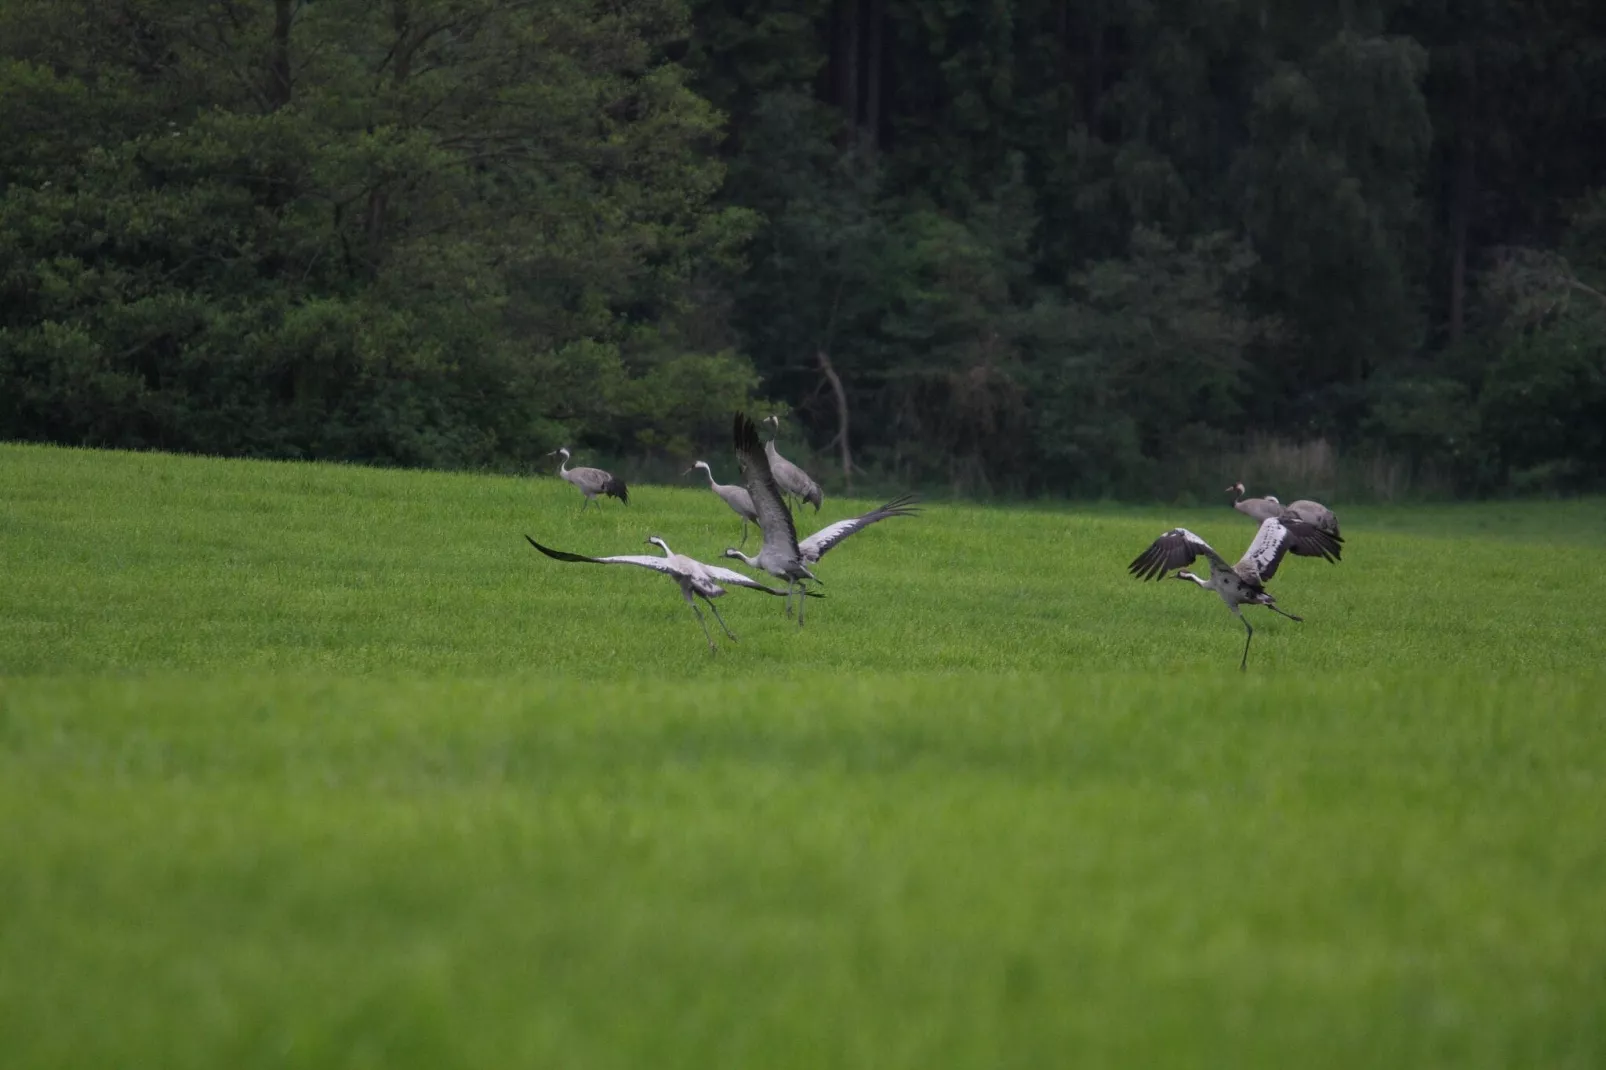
[2,0,1602,499]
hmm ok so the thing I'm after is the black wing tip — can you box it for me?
[525,535,560,558]
[1296,525,1343,562]
[1127,538,1182,581]
[880,492,922,513]
[525,536,592,564]
[733,411,760,452]
[607,477,629,504]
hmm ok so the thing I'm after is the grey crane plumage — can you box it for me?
[726,492,922,620]
[1129,516,1332,670]
[795,493,921,565]
[761,414,823,513]
[1227,483,1342,549]
[685,460,759,548]
[722,412,820,625]
[524,533,817,652]
[550,448,628,511]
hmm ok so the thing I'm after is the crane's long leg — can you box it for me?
[738,519,749,549]
[796,580,807,628]
[580,496,592,513]
[703,597,738,642]
[1237,611,1253,672]
[1265,605,1303,623]
[687,600,717,652]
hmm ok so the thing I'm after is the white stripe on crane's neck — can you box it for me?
[647,536,672,557]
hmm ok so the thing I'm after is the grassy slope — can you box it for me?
[2,443,1605,1068]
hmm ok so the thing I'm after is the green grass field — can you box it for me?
[3,442,1605,1068]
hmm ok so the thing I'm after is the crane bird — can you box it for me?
[524,534,818,652]
[724,412,821,625]
[685,460,759,548]
[725,492,922,618]
[796,493,921,565]
[1128,516,1338,671]
[761,414,823,513]
[1227,483,1342,549]
[549,448,628,511]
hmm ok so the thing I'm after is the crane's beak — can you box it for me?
[681,467,695,476]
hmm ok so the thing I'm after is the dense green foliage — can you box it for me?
[3,444,1606,1067]
[2,1,1604,495]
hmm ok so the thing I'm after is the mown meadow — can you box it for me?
[2,443,1604,1068]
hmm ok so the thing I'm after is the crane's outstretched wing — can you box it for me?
[798,494,922,562]
[732,412,803,564]
[1238,517,1337,581]
[1128,527,1228,581]
[525,536,678,576]
[700,563,826,598]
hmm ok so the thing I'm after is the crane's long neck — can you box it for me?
[700,467,719,490]
[727,550,758,567]
[1176,570,1209,589]
[556,451,570,475]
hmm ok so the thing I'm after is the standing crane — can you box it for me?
[1227,483,1342,548]
[549,448,628,511]
[762,414,823,513]
[1128,516,1339,670]
[724,412,821,625]
[524,534,818,652]
[684,460,759,548]
[726,492,922,618]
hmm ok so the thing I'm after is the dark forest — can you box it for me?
[3,0,1603,498]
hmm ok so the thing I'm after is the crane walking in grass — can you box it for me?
[725,412,821,625]
[685,460,759,548]
[525,534,817,652]
[1227,483,1342,551]
[762,415,823,513]
[549,448,628,511]
[1128,516,1339,670]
